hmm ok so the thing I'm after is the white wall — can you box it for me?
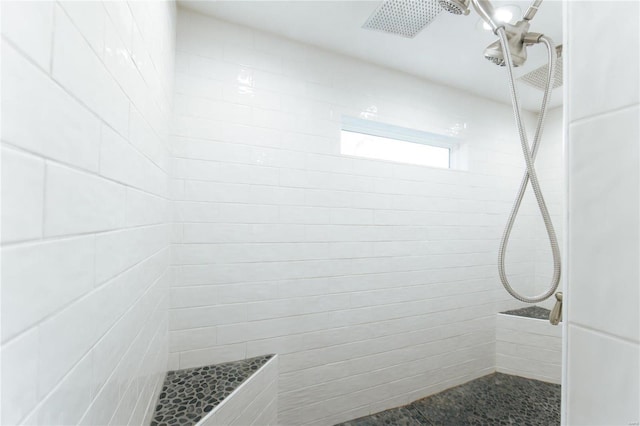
[1,1,175,425]
[565,1,640,425]
[169,9,547,425]
[496,313,561,384]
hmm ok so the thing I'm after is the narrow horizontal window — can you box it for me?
[341,117,454,169]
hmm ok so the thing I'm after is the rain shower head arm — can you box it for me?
[523,0,543,21]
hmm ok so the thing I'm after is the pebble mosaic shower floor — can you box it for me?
[335,373,561,426]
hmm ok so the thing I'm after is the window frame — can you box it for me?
[340,116,458,169]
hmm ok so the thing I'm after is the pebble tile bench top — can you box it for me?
[501,306,551,320]
[151,355,273,426]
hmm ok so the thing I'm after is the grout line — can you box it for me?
[569,102,639,127]
[1,246,170,347]
[170,313,497,360]
[568,322,640,346]
[4,16,170,171]
[48,1,56,75]
[1,221,168,249]
[19,265,170,424]
[1,140,169,202]
[41,160,48,239]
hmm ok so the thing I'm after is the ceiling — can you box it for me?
[178,0,563,111]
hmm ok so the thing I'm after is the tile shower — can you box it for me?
[169,10,564,425]
[1,1,638,426]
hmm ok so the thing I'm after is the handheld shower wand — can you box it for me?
[439,0,563,311]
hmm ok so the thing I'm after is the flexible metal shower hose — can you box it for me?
[496,29,561,303]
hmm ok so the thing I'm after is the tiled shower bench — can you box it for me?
[151,354,278,426]
[497,306,562,384]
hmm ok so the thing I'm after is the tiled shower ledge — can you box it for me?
[151,355,273,426]
[501,305,551,320]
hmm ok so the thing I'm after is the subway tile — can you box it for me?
[0,147,45,243]
[175,73,224,99]
[129,107,170,171]
[52,6,129,136]
[568,106,639,342]
[103,0,133,52]
[169,327,217,353]
[175,94,252,124]
[169,304,247,330]
[58,1,106,56]
[568,1,639,120]
[246,294,350,321]
[1,41,101,172]
[37,353,93,426]
[100,124,168,197]
[125,188,167,227]
[44,163,126,237]
[170,286,219,309]
[1,236,95,342]
[173,157,279,185]
[1,1,174,425]
[567,326,639,425]
[1,0,54,70]
[37,287,105,398]
[103,13,139,107]
[94,224,168,285]
[0,327,39,426]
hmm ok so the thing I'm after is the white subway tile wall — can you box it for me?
[170,9,562,425]
[1,3,571,424]
[495,314,561,384]
[1,2,175,425]
[566,2,640,423]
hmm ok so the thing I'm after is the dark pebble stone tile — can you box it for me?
[337,407,428,426]
[411,373,560,426]
[501,306,552,320]
[335,373,560,426]
[151,354,273,426]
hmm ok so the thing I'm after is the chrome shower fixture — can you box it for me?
[439,0,500,29]
[439,0,504,31]
[438,0,470,15]
[440,0,563,308]
[519,45,564,90]
[483,20,545,67]
[440,0,546,67]
[362,0,562,309]
[362,0,444,38]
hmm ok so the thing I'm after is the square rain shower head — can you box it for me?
[518,52,564,90]
[362,0,443,38]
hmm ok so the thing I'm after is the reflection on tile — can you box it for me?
[335,373,560,426]
[151,355,272,426]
